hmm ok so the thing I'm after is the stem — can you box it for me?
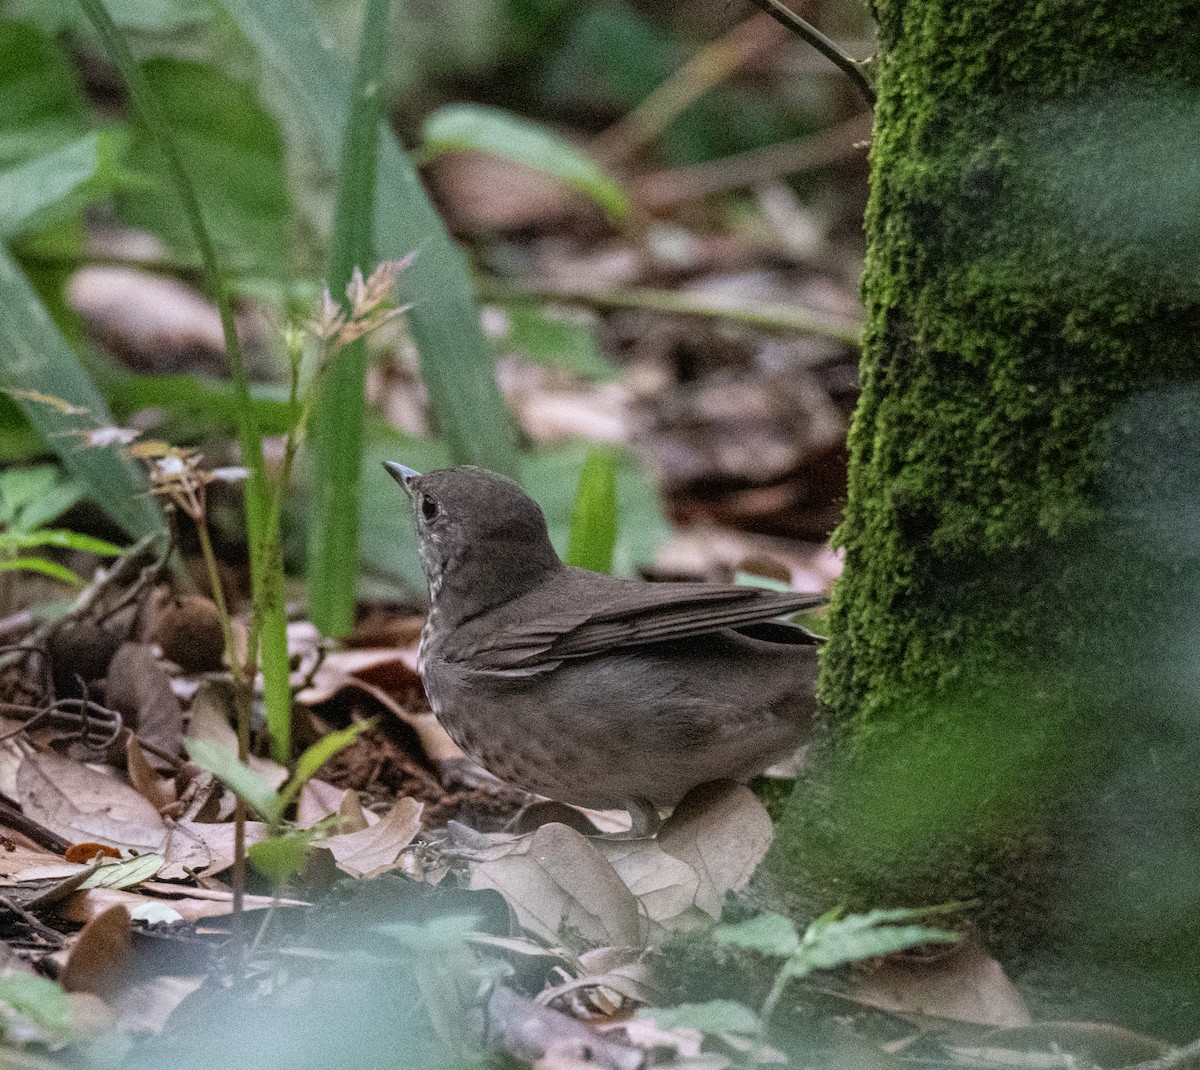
[192,509,248,931]
[591,14,782,165]
[77,0,292,766]
[484,281,863,347]
[759,961,793,1029]
[746,0,876,107]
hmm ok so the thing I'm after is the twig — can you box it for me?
[746,0,875,107]
[591,14,785,165]
[634,110,872,209]
[484,280,863,346]
[0,797,71,854]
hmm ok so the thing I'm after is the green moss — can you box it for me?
[760,0,1200,1015]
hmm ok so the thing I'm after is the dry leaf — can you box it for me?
[0,845,70,882]
[60,884,303,924]
[323,797,423,877]
[105,643,184,765]
[951,1022,1173,1070]
[159,818,269,879]
[656,782,774,917]
[125,737,175,811]
[17,750,166,853]
[111,975,204,1034]
[466,823,640,948]
[296,778,377,830]
[845,937,1031,1028]
[59,904,132,997]
[187,683,287,788]
[598,838,701,937]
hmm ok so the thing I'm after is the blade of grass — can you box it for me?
[76,0,292,761]
[565,449,618,574]
[217,0,519,479]
[306,0,389,638]
[0,247,162,539]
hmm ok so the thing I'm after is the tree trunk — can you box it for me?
[760,0,1200,1030]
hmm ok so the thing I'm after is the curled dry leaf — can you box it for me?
[323,797,423,877]
[465,822,640,948]
[59,903,132,998]
[296,647,462,765]
[17,749,166,854]
[105,643,185,765]
[844,937,1031,1029]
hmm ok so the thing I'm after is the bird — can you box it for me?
[384,462,823,835]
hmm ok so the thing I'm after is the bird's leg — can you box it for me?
[627,796,662,839]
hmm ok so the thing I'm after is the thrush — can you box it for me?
[385,462,823,834]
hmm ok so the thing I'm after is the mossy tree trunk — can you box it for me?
[761,0,1200,1020]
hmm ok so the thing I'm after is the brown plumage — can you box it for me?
[386,463,822,832]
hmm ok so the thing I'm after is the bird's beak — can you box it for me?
[383,461,421,498]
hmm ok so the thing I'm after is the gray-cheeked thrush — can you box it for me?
[385,462,822,834]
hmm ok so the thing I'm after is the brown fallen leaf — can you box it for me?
[60,884,304,924]
[187,683,287,789]
[465,823,641,948]
[125,737,175,811]
[104,642,184,766]
[951,1022,1173,1070]
[656,781,774,918]
[159,818,269,879]
[296,648,460,765]
[323,797,423,877]
[296,778,377,830]
[0,845,69,882]
[842,937,1031,1029]
[59,904,132,998]
[17,749,166,853]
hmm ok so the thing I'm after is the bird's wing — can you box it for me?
[453,579,824,669]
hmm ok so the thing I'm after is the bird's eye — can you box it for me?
[420,494,438,521]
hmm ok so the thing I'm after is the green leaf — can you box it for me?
[565,449,618,574]
[9,0,210,33]
[0,133,99,237]
[306,0,389,639]
[421,104,630,221]
[116,59,291,274]
[491,302,619,381]
[713,912,802,958]
[248,827,317,884]
[638,999,761,1035]
[101,370,296,437]
[795,907,960,973]
[0,556,82,585]
[0,528,122,556]
[523,442,670,575]
[217,0,519,478]
[0,972,75,1045]
[0,22,90,170]
[0,464,84,532]
[277,721,374,813]
[78,853,164,890]
[0,248,164,539]
[184,737,280,823]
